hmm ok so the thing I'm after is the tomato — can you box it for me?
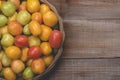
[40,42,52,56]
[19,1,27,11]
[43,55,53,67]
[0,15,8,27]
[3,68,16,80]
[49,30,63,48]
[23,67,34,80]
[27,0,40,13]
[9,0,20,9]
[1,33,14,47]
[21,47,29,62]
[28,36,41,47]
[26,59,33,66]
[1,1,16,17]
[5,46,21,60]
[32,12,42,24]
[31,58,45,74]
[17,10,31,25]
[8,12,17,23]
[43,11,58,27]
[40,24,52,41]
[40,4,50,14]
[11,60,25,74]
[0,26,8,35]
[23,24,31,35]
[2,54,11,67]
[29,20,42,36]
[8,20,23,36]
[15,35,29,48]
[28,46,42,59]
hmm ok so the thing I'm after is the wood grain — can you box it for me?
[45,58,120,80]
[44,0,120,80]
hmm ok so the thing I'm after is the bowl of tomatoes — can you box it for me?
[0,0,65,80]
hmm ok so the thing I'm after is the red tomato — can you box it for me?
[28,46,42,59]
[15,35,29,48]
[49,30,63,48]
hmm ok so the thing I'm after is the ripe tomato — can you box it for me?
[8,20,23,36]
[32,12,42,24]
[29,20,42,36]
[15,35,29,48]
[5,46,21,60]
[19,1,27,11]
[28,46,42,59]
[40,24,52,41]
[31,58,45,74]
[9,0,20,9]
[49,30,63,48]
[27,0,40,13]
[40,42,52,56]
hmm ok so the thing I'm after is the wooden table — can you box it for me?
[44,0,120,80]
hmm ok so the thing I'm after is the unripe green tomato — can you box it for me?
[1,33,14,47]
[23,24,31,35]
[1,1,16,17]
[17,10,31,25]
[23,67,34,80]
[2,54,11,67]
[28,36,41,47]
[0,15,8,27]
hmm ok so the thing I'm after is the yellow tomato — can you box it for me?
[43,55,53,67]
[20,47,29,62]
[43,11,58,27]
[8,12,17,23]
[3,68,16,80]
[27,0,40,13]
[40,4,50,14]
[29,20,42,36]
[40,24,52,41]
[32,12,42,24]
[5,46,21,60]
[0,26,8,35]
[40,42,52,56]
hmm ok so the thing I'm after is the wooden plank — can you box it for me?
[49,0,120,20]
[62,20,120,58]
[43,58,120,80]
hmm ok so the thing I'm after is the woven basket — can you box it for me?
[33,0,65,79]
[0,0,65,80]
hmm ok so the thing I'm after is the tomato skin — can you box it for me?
[28,46,42,59]
[49,30,63,48]
[8,20,23,36]
[15,35,29,48]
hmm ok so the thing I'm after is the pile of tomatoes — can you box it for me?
[0,0,63,80]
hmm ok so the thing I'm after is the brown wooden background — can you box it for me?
[44,0,120,80]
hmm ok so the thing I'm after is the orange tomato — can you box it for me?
[31,58,45,74]
[19,1,27,11]
[20,47,29,62]
[3,68,16,80]
[11,60,25,74]
[40,4,50,14]
[40,42,52,56]
[5,46,21,60]
[32,12,42,24]
[27,0,40,13]
[29,20,42,36]
[43,11,58,27]
[40,24,52,41]
[8,20,23,36]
